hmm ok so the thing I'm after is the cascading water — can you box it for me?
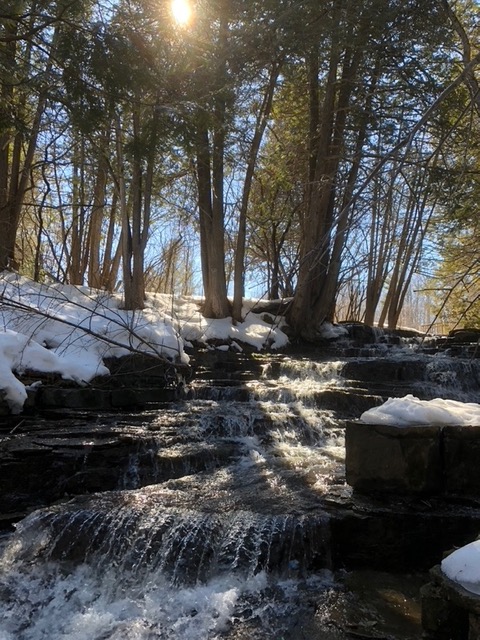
[1,347,478,639]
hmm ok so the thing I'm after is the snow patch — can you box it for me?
[318,322,349,340]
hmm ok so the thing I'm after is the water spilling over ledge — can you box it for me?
[4,496,330,585]
[2,342,480,638]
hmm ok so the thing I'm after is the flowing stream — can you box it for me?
[1,346,479,639]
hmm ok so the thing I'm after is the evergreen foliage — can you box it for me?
[1,0,480,332]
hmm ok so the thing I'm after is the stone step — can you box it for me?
[328,495,480,572]
[12,496,331,584]
[0,428,240,523]
[186,383,252,401]
[9,481,480,579]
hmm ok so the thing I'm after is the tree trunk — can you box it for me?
[287,38,340,338]
[0,11,59,272]
[68,139,87,285]
[232,60,282,322]
[88,137,110,288]
[118,107,146,311]
[194,4,230,320]
[195,127,214,302]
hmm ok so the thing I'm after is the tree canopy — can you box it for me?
[1,0,480,335]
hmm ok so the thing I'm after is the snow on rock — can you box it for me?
[442,540,480,595]
[0,330,111,413]
[147,292,289,351]
[318,322,349,340]
[360,394,480,427]
[0,331,31,413]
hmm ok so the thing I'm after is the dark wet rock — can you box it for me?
[0,413,241,523]
[247,299,292,316]
[345,421,443,494]
[342,356,480,398]
[429,329,480,358]
[186,384,252,402]
[0,390,9,416]
[329,500,480,572]
[311,389,383,414]
[346,421,480,499]
[101,353,190,386]
[27,386,181,412]
[444,426,480,497]
[338,322,377,344]
[260,313,276,325]
[448,328,480,343]
[37,387,111,410]
[421,565,478,639]
[342,358,428,385]
[0,354,189,416]
[189,347,263,379]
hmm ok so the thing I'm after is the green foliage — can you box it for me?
[2,0,480,326]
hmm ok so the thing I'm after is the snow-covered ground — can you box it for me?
[0,272,291,412]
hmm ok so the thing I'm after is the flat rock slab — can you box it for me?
[346,421,480,498]
[345,421,442,494]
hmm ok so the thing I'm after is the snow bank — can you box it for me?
[360,394,480,427]
[0,273,290,412]
[148,293,289,351]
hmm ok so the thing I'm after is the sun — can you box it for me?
[171,0,192,26]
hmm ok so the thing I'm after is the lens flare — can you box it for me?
[171,0,192,26]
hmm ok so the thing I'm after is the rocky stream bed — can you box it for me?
[1,333,480,639]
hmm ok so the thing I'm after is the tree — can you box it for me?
[57,0,184,308]
[182,0,297,319]
[245,67,308,300]
[0,0,75,271]
[286,0,454,337]
[231,58,283,322]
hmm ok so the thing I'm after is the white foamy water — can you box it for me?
[0,533,336,640]
[250,359,345,406]
[0,562,270,640]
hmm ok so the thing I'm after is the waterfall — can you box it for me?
[1,347,478,638]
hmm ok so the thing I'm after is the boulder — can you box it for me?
[448,328,480,343]
[422,565,480,639]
